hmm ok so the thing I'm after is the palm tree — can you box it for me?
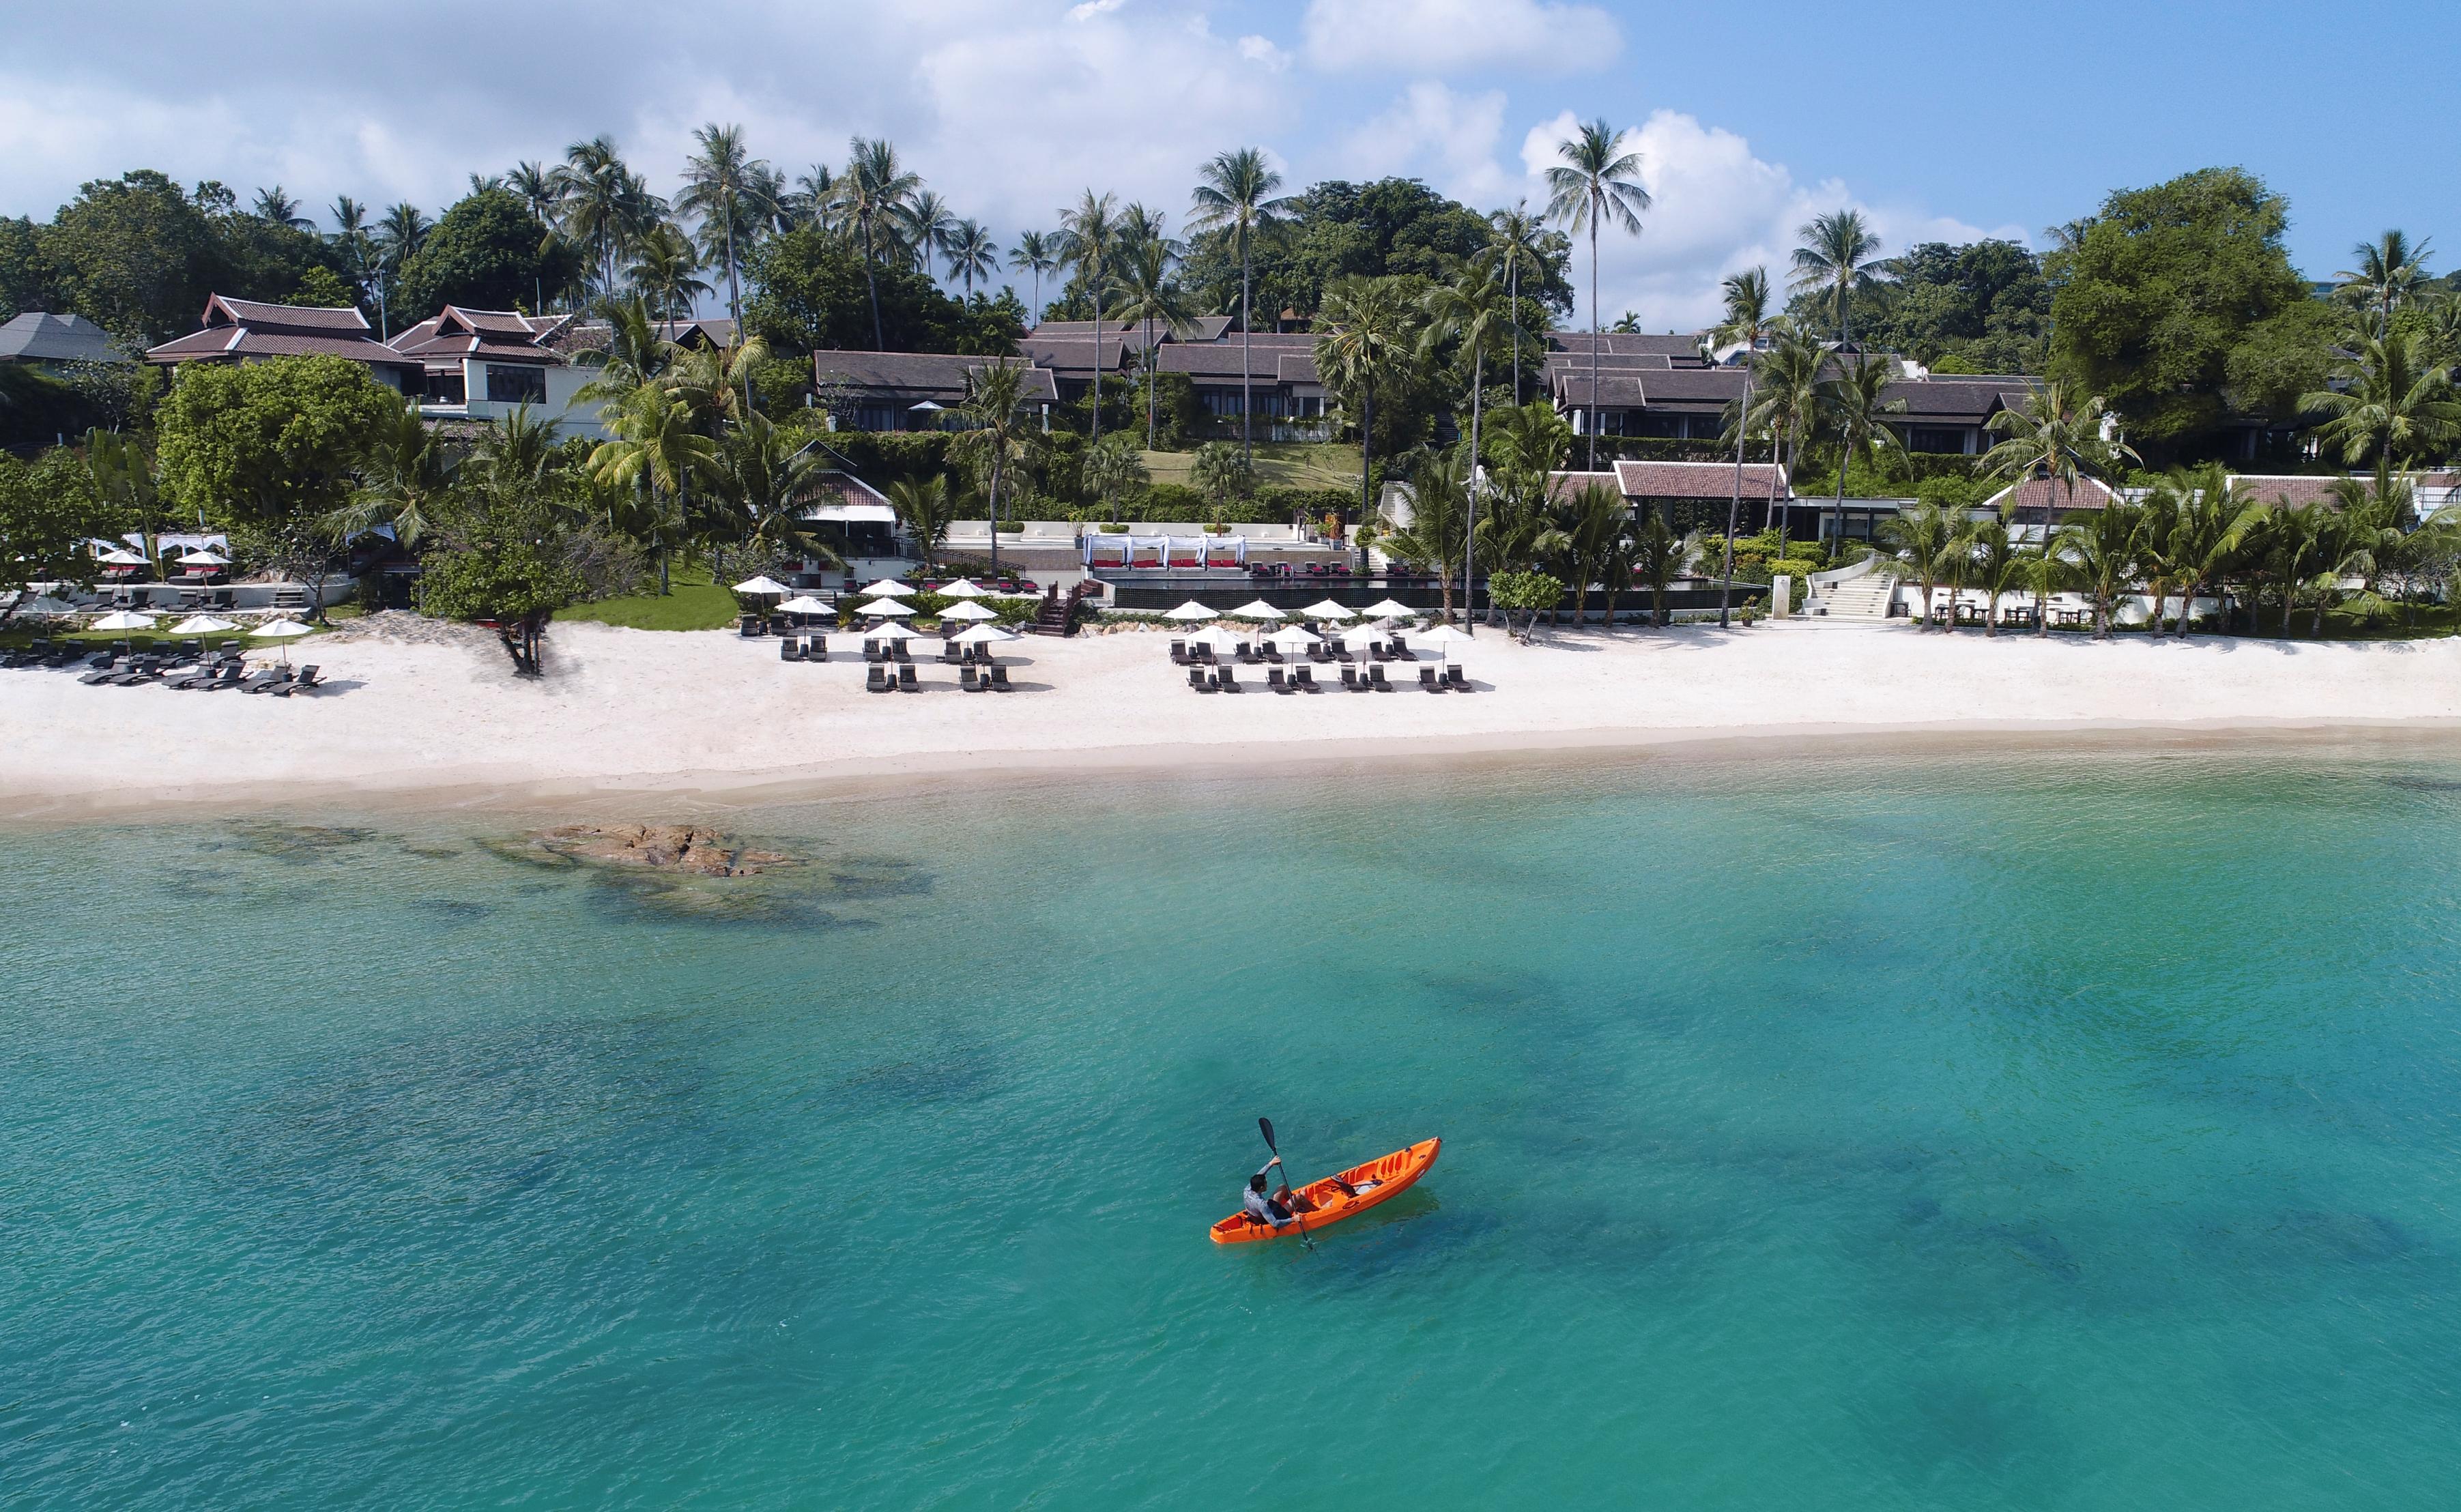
[677,123,772,332]
[663,334,770,433]
[841,136,920,347]
[470,403,561,495]
[1482,201,1549,407]
[1188,147,1295,463]
[708,412,839,572]
[945,220,999,296]
[626,223,710,319]
[1381,450,1471,624]
[1315,276,1419,526]
[1712,267,1778,627]
[2335,230,2433,332]
[1978,379,2138,635]
[574,296,681,405]
[377,202,431,265]
[2055,500,2148,639]
[886,476,962,572]
[902,190,958,276]
[1819,352,1907,555]
[253,187,313,231]
[1560,480,1628,629]
[1419,260,1510,630]
[784,164,839,233]
[2150,463,2260,638]
[1629,506,1680,626]
[332,399,455,550]
[1875,498,1966,631]
[1544,119,1651,471]
[590,385,719,594]
[1965,514,2026,637]
[1009,231,1061,324]
[82,428,167,557]
[1746,329,1826,480]
[1113,236,1198,449]
[2299,331,2461,497]
[1789,209,1885,346]
[952,358,1039,574]
[551,136,639,298]
[1082,434,1149,525]
[1059,190,1123,445]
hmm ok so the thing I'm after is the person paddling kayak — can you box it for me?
[1243,1159,1307,1229]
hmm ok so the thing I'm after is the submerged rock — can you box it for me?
[504,823,794,877]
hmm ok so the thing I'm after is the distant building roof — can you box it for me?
[145,295,419,376]
[1031,315,1235,343]
[812,350,1056,404]
[0,311,126,365]
[1017,335,1131,374]
[1546,462,1789,503]
[387,306,575,368]
[1983,476,2121,514]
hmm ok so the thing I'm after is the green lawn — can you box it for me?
[1139,441,1362,492]
[562,559,743,632]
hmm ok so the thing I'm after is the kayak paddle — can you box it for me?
[1258,1116,1314,1250]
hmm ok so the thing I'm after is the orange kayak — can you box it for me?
[1209,1137,1441,1244]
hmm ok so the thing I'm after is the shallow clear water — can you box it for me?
[5,744,2461,1509]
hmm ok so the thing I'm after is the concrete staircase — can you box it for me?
[1811,571,1895,620]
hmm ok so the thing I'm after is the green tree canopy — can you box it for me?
[745,226,1024,354]
[393,189,577,317]
[0,447,117,618]
[2047,167,2320,454]
[1804,239,2049,373]
[155,355,402,527]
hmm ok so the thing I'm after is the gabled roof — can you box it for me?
[1612,459,1787,500]
[1982,476,2120,514]
[203,295,370,333]
[812,350,1056,403]
[386,306,571,367]
[1018,335,1130,373]
[1031,315,1235,343]
[146,295,418,373]
[0,311,126,364]
[1549,330,1707,362]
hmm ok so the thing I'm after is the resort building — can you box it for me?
[1552,460,1794,536]
[384,306,609,437]
[811,351,1058,432]
[0,310,126,373]
[145,296,423,392]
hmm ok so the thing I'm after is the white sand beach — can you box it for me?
[8,618,2460,817]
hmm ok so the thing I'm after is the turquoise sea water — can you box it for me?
[5,743,2461,1509]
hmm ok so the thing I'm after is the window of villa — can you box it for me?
[485,365,547,405]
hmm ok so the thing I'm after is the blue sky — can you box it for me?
[1,1,2448,328]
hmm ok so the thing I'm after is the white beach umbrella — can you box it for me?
[1264,625,1322,651]
[171,614,238,635]
[1300,599,1357,620]
[937,578,991,598]
[1162,600,1220,622]
[177,548,231,566]
[855,598,916,617]
[251,617,313,665]
[937,600,1000,621]
[96,548,147,566]
[1185,624,1242,651]
[732,575,790,597]
[866,579,918,597]
[1225,598,1288,621]
[1359,598,1416,618]
[868,620,930,641]
[777,595,833,615]
[15,594,76,616]
[951,623,1018,645]
[1409,624,1476,659]
[89,609,158,632]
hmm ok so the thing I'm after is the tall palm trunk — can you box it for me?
[2034,481,2063,638]
[989,449,1004,576]
[1718,360,1755,628]
[1508,258,1522,407]
[1465,343,1482,635]
[1145,315,1158,450]
[1240,249,1253,461]
[863,218,884,349]
[1358,382,1374,530]
[1091,297,1103,446]
[1587,219,1600,471]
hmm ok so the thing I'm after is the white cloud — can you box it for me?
[1517,109,2024,331]
[1301,0,1619,75]
[1067,0,1129,18]
[1343,83,1512,206]
[1237,34,1293,71]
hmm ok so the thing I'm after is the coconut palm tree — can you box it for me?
[626,224,710,319]
[1559,479,1628,629]
[945,220,1000,296]
[784,164,839,233]
[2335,230,2433,332]
[1009,230,1061,325]
[1746,329,1826,480]
[1082,434,1149,525]
[551,136,651,299]
[1059,190,1123,444]
[1979,379,2138,635]
[590,385,719,594]
[82,428,167,558]
[2053,499,2148,638]
[677,123,772,330]
[376,202,431,265]
[1789,209,1885,346]
[842,136,921,347]
[902,190,958,277]
[663,334,770,433]
[508,162,556,223]
[885,476,962,572]
[1964,514,2027,637]
[1113,236,1198,449]
[1818,352,1907,555]
[1419,260,1510,630]
[1628,506,1680,627]
[2299,331,2461,497]
[1188,147,1296,463]
[952,358,1039,573]
[1544,119,1651,471]
[574,296,682,405]
[1315,276,1419,526]
[1712,267,1779,627]
[1875,497,1966,631]
[707,411,839,572]
[332,399,456,551]
[1481,201,1549,407]
[470,403,561,496]
[1382,449,1472,624]
[253,186,313,231]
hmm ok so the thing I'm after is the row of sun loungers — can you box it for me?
[1188,663,1471,693]
[1169,638,1411,667]
[777,636,1004,666]
[59,647,324,695]
[865,664,1016,693]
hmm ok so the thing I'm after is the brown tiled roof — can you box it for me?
[1157,342,1316,379]
[1983,477,2120,514]
[204,295,370,332]
[1612,459,1787,500]
[1544,352,1671,374]
[147,325,421,372]
[1888,378,2028,420]
[1549,330,1705,360]
[1275,351,1319,384]
[1018,336,1129,373]
[386,306,567,367]
[812,350,1056,403]
[2233,475,2353,507]
[1031,315,1236,343]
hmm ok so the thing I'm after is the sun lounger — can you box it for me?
[1218,666,1241,692]
[109,656,164,686]
[866,665,891,693]
[1188,667,1207,690]
[1237,643,1258,663]
[1420,665,1443,692]
[740,613,764,638]
[779,636,804,661]
[77,655,123,684]
[1446,665,1469,690]
[240,665,292,693]
[964,666,985,691]
[1370,665,1391,690]
[1295,666,1318,691]
[1340,666,1359,690]
[1170,639,1188,663]
[1268,667,1291,693]
[272,665,323,697]
[1262,645,1284,663]
[4,639,47,668]
[199,662,247,690]
[894,643,913,663]
[941,639,964,664]
[990,665,1011,691]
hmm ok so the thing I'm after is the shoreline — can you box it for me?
[8,714,2460,827]
[6,617,2459,825]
